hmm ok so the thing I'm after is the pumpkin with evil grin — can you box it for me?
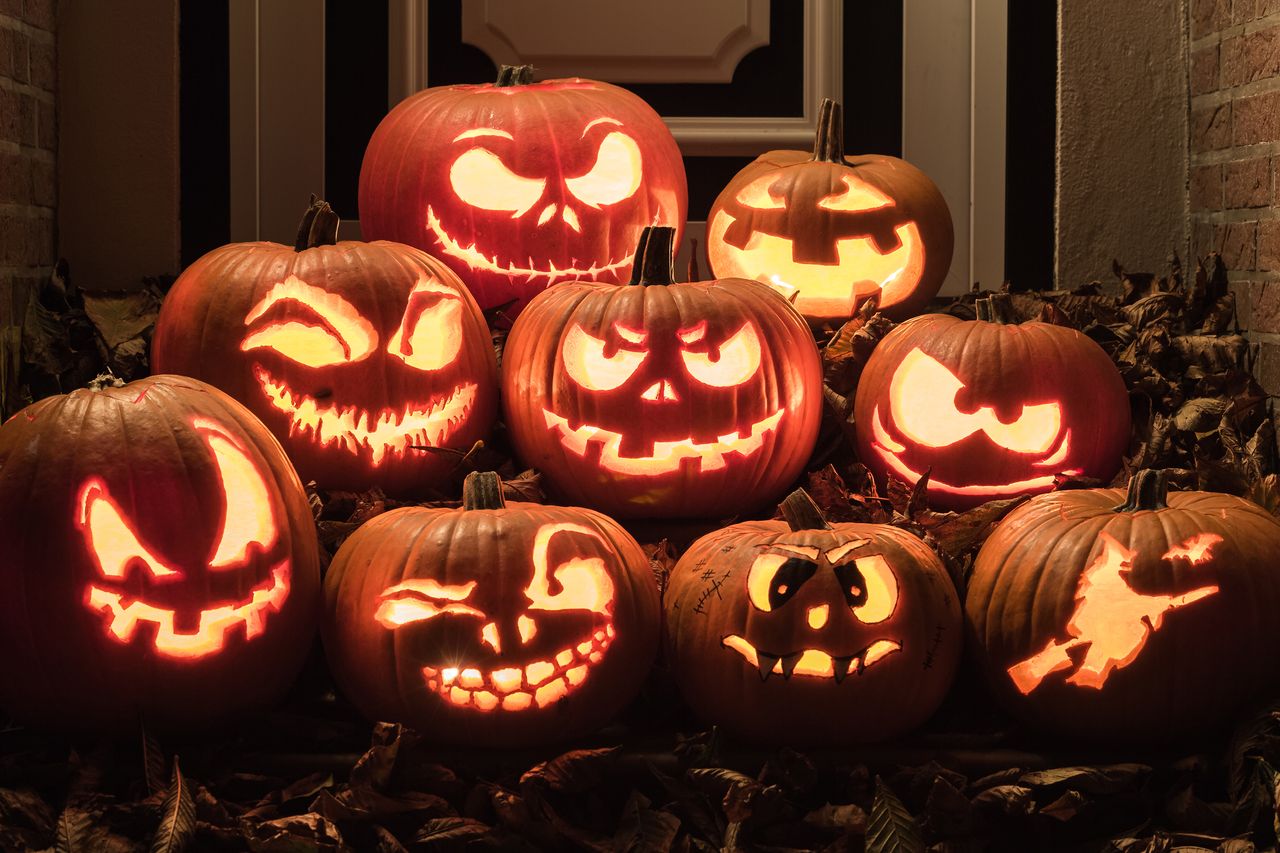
[152,198,498,494]
[323,472,660,747]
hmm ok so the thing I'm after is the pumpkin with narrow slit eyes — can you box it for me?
[664,489,961,745]
[322,471,660,746]
[359,64,687,316]
[852,294,1130,511]
[0,376,320,732]
[502,226,823,520]
[152,197,498,495]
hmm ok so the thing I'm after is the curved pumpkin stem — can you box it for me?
[629,226,677,287]
[293,195,340,252]
[779,488,833,532]
[87,373,125,391]
[1113,469,1169,512]
[812,98,848,165]
[974,293,1016,324]
[495,64,534,87]
[462,471,507,510]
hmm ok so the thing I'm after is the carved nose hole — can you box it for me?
[537,203,557,226]
[562,206,581,233]
[641,380,679,402]
[807,605,829,630]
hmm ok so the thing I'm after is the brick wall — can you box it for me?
[0,0,54,294]
[1190,1,1280,389]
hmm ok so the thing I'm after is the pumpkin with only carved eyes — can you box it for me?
[502,226,823,519]
[664,489,961,745]
[707,99,953,325]
[852,295,1130,511]
[322,471,660,746]
[359,64,687,317]
[0,375,320,732]
[967,469,1280,742]
[152,198,498,495]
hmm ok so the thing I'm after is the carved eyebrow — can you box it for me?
[614,322,647,345]
[243,274,377,353]
[454,127,514,142]
[582,117,623,136]
[766,544,820,560]
[678,322,708,344]
[380,579,477,601]
[824,539,872,563]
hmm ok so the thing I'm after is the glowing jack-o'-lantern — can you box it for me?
[359,64,688,317]
[323,471,659,747]
[853,295,1130,510]
[707,99,953,325]
[664,489,961,745]
[967,470,1280,742]
[0,376,320,732]
[502,226,823,519]
[152,198,498,494]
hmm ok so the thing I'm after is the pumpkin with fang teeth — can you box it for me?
[0,376,320,733]
[152,198,498,495]
[322,471,660,747]
[664,489,961,745]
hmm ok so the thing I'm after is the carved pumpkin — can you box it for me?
[502,226,823,519]
[664,489,961,745]
[853,294,1130,510]
[152,198,498,495]
[0,376,320,732]
[707,99,953,325]
[323,471,660,746]
[967,470,1280,741]
[359,64,688,317]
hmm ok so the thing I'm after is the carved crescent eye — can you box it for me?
[449,148,546,216]
[747,553,817,612]
[386,277,464,372]
[565,132,643,208]
[241,275,378,368]
[374,579,483,628]
[193,418,278,568]
[680,323,762,387]
[562,324,647,391]
[77,480,181,580]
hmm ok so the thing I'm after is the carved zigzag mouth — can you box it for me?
[426,205,636,282]
[721,634,902,683]
[542,408,785,476]
[254,366,476,466]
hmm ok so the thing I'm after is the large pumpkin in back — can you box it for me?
[502,226,822,519]
[152,198,498,495]
[0,376,320,732]
[359,65,687,316]
[966,470,1280,742]
[323,472,660,747]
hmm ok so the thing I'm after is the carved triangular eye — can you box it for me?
[679,323,762,388]
[562,323,647,391]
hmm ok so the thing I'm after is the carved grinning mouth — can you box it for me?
[543,408,784,476]
[722,634,902,683]
[253,366,476,466]
[426,205,636,282]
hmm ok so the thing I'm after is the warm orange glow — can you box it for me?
[448,147,546,216]
[679,323,761,387]
[241,275,377,367]
[746,553,792,612]
[722,634,903,682]
[851,554,898,624]
[1007,532,1221,694]
[192,418,278,568]
[385,276,464,372]
[817,174,895,212]
[1163,533,1223,564]
[518,614,538,644]
[807,604,829,629]
[374,579,484,627]
[76,479,181,581]
[453,128,513,142]
[823,539,870,563]
[774,544,821,560]
[564,132,643,208]
[481,621,501,652]
[562,324,648,390]
[640,380,680,402]
[526,522,615,613]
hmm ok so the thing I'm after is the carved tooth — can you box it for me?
[780,652,803,680]
[832,656,855,684]
[756,652,780,682]
[856,656,867,676]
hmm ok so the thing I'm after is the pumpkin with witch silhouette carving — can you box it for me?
[0,375,320,732]
[323,471,660,746]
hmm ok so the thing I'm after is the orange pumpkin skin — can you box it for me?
[853,299,1130,511]
[0,376,320,733]
[322,473,660,747]
[358,65,687,317]
[152,201,498,495]
[664,491,961,745]
[966,471,1280,742]
[707,99,953,325]
[503,227,823,520]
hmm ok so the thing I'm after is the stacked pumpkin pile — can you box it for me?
[2,67,1278,759]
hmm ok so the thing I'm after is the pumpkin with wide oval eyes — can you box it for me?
[0,376,320,732]
[707,99,953,325]
[502,226,823,519]
[359,65,687,317]
[152,198,498,495]
[664,489,961,745]
[323,471,660,747]
[852,294,1130,510]
[967,470,1280,742]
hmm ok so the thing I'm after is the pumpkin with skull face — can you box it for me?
[0,376,320,732]
[323,471,660,746]
[664,489,961,745]
[967,470,1280,742]
[707,99,953,325]
[152,198,498,495]
[853,295,1130,511]
[503,226,823,519]
[359,64,687,317]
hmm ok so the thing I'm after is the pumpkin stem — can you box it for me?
[293,195,340,251]
[812,98,847,165]
[629,226,677,286]
[1114,469,1169,512]
[779,488,833,531]
[462,471,507,510]
[495,64,534,87]
[87,372,125,391]
[974,292,1016,324]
